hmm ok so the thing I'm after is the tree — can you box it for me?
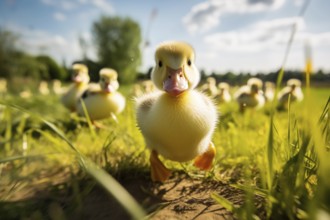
[0,28,20,78]
[36,55,67,80]
[92,16,142,84]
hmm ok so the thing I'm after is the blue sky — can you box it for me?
[1,0,330,74]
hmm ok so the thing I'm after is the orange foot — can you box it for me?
[193,142,216,171]
[150,150,171,182]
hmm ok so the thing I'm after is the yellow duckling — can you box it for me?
[215,82,231,103]
[76,68,126,121]
[61,64,90,112]
[234,77,265,113]
[264,81,275,102]
[200,77,218,97]
[141,80,156,93]
[277,78,304,110]
[136,41,218,182]
[38,80,50,95]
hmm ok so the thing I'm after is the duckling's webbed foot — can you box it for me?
[193,142,216,171]
[150,150,171,182]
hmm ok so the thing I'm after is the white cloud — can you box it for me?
[90,0,113,14]
[40,0,114,13]
[53,12,67,21]
[183,0,285,34]
[204,17,307,52]
[6,24,97,65]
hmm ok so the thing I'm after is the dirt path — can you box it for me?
[70,172,266,220]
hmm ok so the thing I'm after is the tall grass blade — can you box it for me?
[0,101,146,219]
[79,98,96,138]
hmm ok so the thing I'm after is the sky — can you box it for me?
[1,0,330,74]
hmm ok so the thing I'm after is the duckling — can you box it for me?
[76,68,126,122]
[277,78,304,110]
[200,77,218,97]
[131,83,143,97]
[234,77,265,113]
[0,78,7,95]
[215,82,231,103]
[52,79,64,95]
[61,64,90,112]
[38,80,50,95]
[264,81,275,102]
[141,80,156,93]
[136,41,218,182]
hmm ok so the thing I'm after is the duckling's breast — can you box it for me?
[61,84,87,110]
[138,91,217,162]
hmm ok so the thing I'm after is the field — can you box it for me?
[0,83,329,220]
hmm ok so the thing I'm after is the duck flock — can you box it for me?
[0,41,305,182]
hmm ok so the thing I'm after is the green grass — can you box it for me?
[0,86,329,219]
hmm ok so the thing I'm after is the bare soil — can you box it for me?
[1,171,266,220]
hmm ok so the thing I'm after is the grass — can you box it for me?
[0,85,329,219]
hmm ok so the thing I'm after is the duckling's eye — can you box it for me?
[158,61,162,68]
[187,60,191,66]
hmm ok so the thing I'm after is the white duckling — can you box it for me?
[277,78,304,110]
[264,81,275,102]
[136,41,218,182]
[61,64,90,112]
[200,77,218,97]
[215,82,231,103]
[234,77,265,113]
[76,68,126,122]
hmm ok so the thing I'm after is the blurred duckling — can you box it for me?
[215,82,231,103]
[141,80,156,93]
[136,41,218,182]
[61,64,90,112]
[200,77,218,97]
[38,80,50,95]
[264,81,275,102]
[52,79,64,95]
[277,78,304,110]
[131,83,143,97]
[0,78,7,95]
[76,68,125,122]
[234,77,265,113]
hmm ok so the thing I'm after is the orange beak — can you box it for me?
[163,66,188,96]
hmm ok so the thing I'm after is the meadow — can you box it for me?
[0,81,329,219]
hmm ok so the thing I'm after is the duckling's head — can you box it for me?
[71,64,89,84]
[247,77,263,94]
[206,77,216,86]
[151,41,200,97]
[99,68,119,93]
[218,82,229,92]
[287,78,301,90]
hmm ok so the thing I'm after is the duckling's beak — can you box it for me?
[163,66,188,96]
[72,73,82,83]
[103,83,114,93]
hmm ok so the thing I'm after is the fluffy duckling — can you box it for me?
[141,80,156,93]
[38,80,50,95]
[215,82,231,103]
[131,83,143,97]
[52,79,64,95]
[200,77,218,97]
[277,78,304,110]
[0,78,7,95]
[136,41,218,182]
[234,77,265,113]
[264,81,275,102]
[61,64,90,112]
[76,68,125,122]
